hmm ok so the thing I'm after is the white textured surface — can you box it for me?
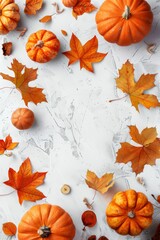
[0,0,160,239]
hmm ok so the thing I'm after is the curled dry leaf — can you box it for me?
[52,2,64,14]
[136,177,145,186]
[115,60,160,111]
[73,0,96,17]
[88,235,96,240]
[147,43,156,54]
[2,222,17,236]
[83,198,93,210]
[116,126,160,174]
[63,33,107,72]
[0,59,47,106]
[4,158,47,204]
[0,135,18,155]
[98,237,109,240]
[85,170,114,194]
[61,29,67,36]
[17,27,28,38]
[39,15,53,23]
[81,210,97,228]
[24,0,43,15]
[2,42,12,56]
[152,223,160,240]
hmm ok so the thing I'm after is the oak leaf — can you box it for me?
[85,170,114,194]
[116,126,160,174]
[2,222,17,236]
[4,158,47,204]
[0,135,18,155]
[0,59,47,106]
[63,34,107,72]
[115,60,160,111]
[73,0,96,17]
[24,0,43,15]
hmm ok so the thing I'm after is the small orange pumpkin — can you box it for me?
[18,204,76,240]
[96,0,153,46]
[106,189,153,236]
[26,29,60,63]
[62,0,77,7]
[0,0,20,35]
[11,108,34,130]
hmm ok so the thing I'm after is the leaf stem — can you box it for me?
[0,190,15,196]
[109,94,128,103]
[0,87,15,91]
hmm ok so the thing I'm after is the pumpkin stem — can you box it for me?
[128,211,135,218]
[122,5,130,20]
[32,40,44,49]
[37,226,51,238]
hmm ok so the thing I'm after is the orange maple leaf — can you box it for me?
[72,0,96,17]
[116,126,160,174]
[2,222,17,236]
[85,170,114,194]
[115,60,160,111]
[63,34,107,72]
[0,135,18,155]
[0,59,47,106]
[4,158,47,204]
[24,0,43,15]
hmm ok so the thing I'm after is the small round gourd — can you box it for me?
[62,0,77,7]
[18,204,76,240]
[26,29,60,63]
[11,108,34,130]
[0,0,20,35]
[96,0,153,46]
[106,189,153,236]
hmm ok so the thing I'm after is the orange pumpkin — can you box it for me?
[62,0,77,7]
[11,108,34,130]
[96,0,153,46]
[26,29,60,63]
[0,0,20,35]
[106,189,153,236]
[18,204,76,240]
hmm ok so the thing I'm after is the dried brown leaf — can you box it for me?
[2,42,12,56]
[61,30,67,36]
[17,27,28,38]
[39,15,53,23]
[83,198,93,210]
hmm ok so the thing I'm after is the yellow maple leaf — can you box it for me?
[85,170,114,194]
[115,60,160,111]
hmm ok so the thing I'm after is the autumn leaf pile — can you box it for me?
[0,0,160,239]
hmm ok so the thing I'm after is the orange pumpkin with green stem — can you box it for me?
[26,30,60,63]
[96,0,153,46]
[0,0,20,34]
[18,204,76,240]
[106,189,153,236]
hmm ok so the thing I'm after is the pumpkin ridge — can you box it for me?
[0,18,8,31]
[35,30,46,41]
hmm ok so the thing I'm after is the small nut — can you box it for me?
[61,184,71,195]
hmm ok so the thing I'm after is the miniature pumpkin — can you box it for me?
[0,0,20,35]
[26,29,60,63]
[106,189,153,236]
[62,0,77,7]
[96,0,153,46]
[18,204,76,240]
[11,108,34,130]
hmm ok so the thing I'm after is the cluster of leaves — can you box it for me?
[72,0,96,19]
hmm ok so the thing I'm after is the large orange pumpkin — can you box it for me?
[18,204,76,240]
[26,29,60,63]
[106,189,153,236]
[0,0,20,34]
[96,0,153,46]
